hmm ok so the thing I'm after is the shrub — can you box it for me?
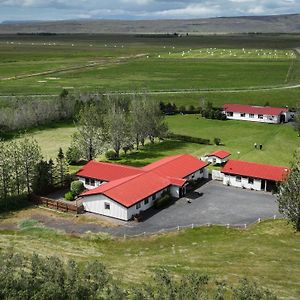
[66,145,81,165]
[154,192,172,209]
[167,133,210,145]
[105,150,118,160]
[64,191,74,201]
[70,180,85,196]
[214,137,221,145]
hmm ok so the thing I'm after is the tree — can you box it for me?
[0,140,12,205]
[72,104,106,161]
[130,96,148,150]
[292,102,300,137]
[55,148,69,186]
[144,99,168,143]
[106,104,132,159]
[19,137,42,194]
[33,160,54,195]
[9,141,24,195]
[277,150,300,231]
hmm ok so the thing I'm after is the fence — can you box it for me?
[211,170,224,181]
[30,194,84,214]
[122,215,278,239]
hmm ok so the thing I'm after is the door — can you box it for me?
[261,180,266,191]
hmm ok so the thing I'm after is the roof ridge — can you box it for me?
[90,160,143,171]
[228,159,289,169]
[144,154,186,170]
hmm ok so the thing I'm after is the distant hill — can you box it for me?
[1,14,300,34]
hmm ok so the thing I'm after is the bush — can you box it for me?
[105,150,118,160]
[66,145,81,165]
[167,133,210,145]
[70,180,85,196]
[154,192,172,209]
[214,137,221,145]
[64,191,74,201]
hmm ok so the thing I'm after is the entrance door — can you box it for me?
[280,114,286,123]
[261,180,266,191]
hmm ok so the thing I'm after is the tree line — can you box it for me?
[0,137,69,211]
[68,94,168,162]
[0,251,277,300]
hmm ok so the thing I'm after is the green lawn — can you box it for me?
[15,115,300,167]
[0,220,300,298]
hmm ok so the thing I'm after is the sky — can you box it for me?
[0,0,299,22]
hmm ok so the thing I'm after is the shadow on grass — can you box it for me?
[0,196,34,219]
[118,139,192,167]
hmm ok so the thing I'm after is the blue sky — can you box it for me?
[0,0,299,22]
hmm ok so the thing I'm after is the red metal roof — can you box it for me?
[76,160,143,181]
[142,154,208,178]
[78,154,207,207]
[207,150,231,159]
[223,104,288,116]
[221,160,289,182]
[81,172,171,207]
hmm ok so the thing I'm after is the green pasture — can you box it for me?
[0,220,300,298]
[17,115,300,167]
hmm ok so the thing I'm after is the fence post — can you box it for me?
[258,218,261,223]
[226,224,230,229]
[244,224,247,229]
[273,215,276,220]
[177,226,180,231]
[123,234,126,240]
[191,224,194,229]
[144,232,146,236]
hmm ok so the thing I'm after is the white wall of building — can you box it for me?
[222,174,262,191]
[185,168,208,180]
[205,156,229,165]
[81,194,128,220]
[225,112,280,124]
[78,176,107,190]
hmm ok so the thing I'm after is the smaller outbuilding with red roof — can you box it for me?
[221,159,289,192]
[223,104,291,124]
[202,150,231,165]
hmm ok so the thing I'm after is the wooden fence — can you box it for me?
[30,194,84,214]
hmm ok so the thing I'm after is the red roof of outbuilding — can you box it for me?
[223,104,288,116]
[221,160,289,182]
[76,160,143,181]
[207,150,231,159]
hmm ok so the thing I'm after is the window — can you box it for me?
[227,112,233,117]
[152,194,156,201]
[240,113,245,117]
[248,177,254,184]
[199,169,203,174]
[136,202,141,209]
[236,176,241,182]
[144,198,149,205]
[85,178,90,185]
[258,114,263,119]
[213,158,216,164]
[90,179,95,186]
[249,114,254,118]
[104,202,110,210]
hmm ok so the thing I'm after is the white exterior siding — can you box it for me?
[78,176,107,190]
[81,194,128,220]
[223,174,262,191]
[225,112,280,124]
[185,168,208,180]
[205,156,229,165]
[170,186,180,198]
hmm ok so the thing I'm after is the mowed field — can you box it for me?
[0,34,299,96]
[0,219,300,299]
[20,115,300,168]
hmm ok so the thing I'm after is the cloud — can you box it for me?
[0,0,299,21]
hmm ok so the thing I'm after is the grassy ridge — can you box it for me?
[0,220,299,298]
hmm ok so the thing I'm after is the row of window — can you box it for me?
[85,178,95,186]
[240,113,264,119]
[236,176,254,184]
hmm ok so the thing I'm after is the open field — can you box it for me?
[0,219,299,298]
[17,115,300,167]
[0,34,299,96]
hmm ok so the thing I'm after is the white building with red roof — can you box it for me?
[76,154,209,220]
[221,160,289,192]
[202,150,231,165]
[223,104,291,124]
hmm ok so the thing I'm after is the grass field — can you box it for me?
[17,115,300,167]
[0,219,299,298]
[0,34,298,96]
